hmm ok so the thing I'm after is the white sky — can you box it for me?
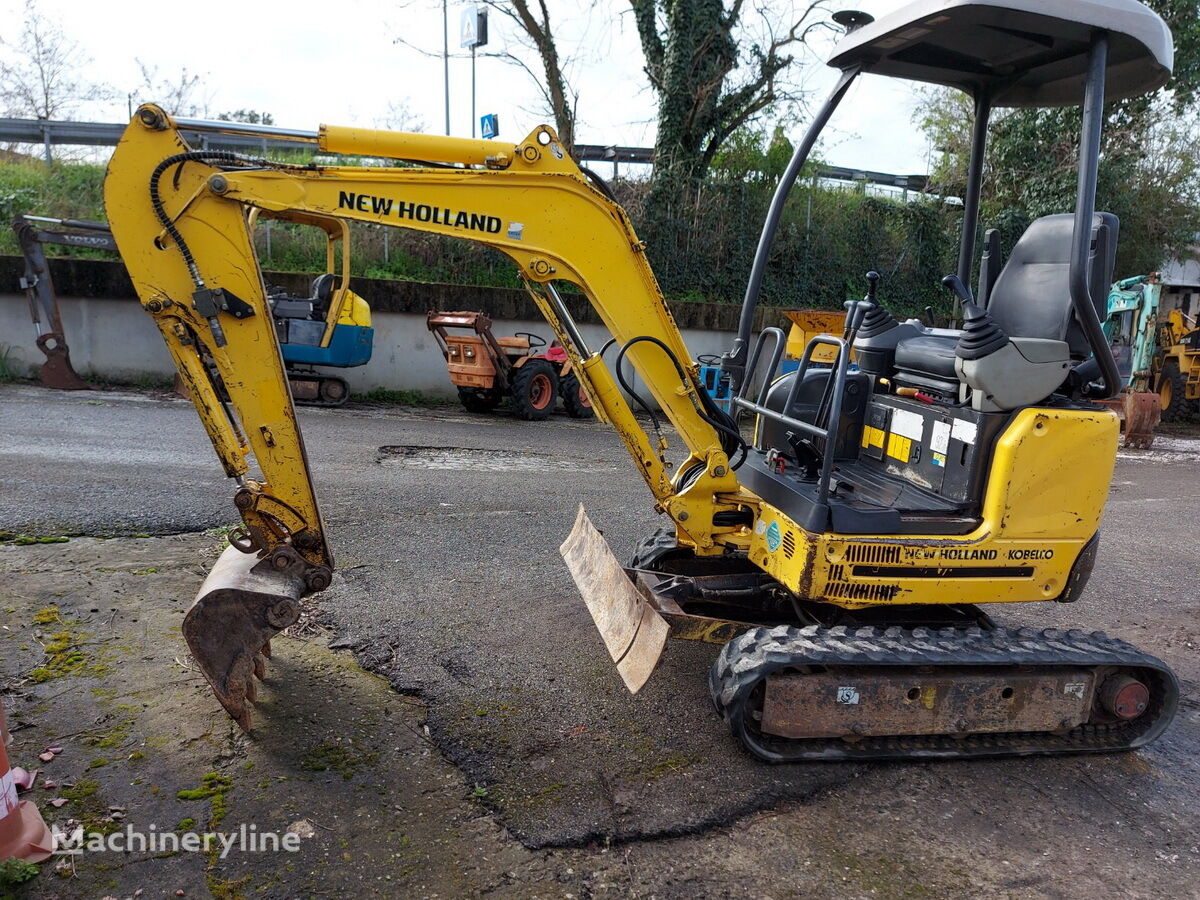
[2,0,932,175]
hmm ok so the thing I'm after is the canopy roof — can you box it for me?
[827,0,1173,106]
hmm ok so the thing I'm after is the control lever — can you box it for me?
[844,270,882,342]
[865,270,880,305]
[940,274,975,308]
[943,274,1009,359]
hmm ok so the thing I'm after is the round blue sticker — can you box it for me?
[765,521,782,552]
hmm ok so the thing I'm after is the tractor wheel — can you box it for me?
[560,373,595,419]
[1158,360,1188,422]
[511,360,558,421]
[458,387,501,414]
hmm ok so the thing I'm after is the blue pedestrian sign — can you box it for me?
[480,114,499,139]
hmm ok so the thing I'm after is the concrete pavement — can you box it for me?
[2,384,1199,897]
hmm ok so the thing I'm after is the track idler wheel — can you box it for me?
[183,545,318,730]
[1099,674,1150,720]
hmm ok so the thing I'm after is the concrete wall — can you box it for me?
[1,290,735,400]
[1,257,773,403]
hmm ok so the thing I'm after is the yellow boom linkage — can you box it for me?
[104,106,746,724]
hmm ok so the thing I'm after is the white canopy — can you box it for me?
[828,0,1173,106]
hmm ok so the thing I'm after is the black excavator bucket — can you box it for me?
[182,545,306,730]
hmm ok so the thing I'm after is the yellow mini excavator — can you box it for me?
[104,0,1179,761]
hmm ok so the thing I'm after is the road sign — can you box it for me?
[460,6,488,48]
[480,114,498,139]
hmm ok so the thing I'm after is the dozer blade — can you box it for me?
[560,505,670,693]
[183,545,305,731]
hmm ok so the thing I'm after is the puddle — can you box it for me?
[377,445,590,471]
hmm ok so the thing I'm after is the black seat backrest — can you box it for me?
[987,212,1119,358]
[310,273,339,313]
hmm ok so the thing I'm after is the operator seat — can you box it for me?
[311,273,338,315]
[892,213,1119,389]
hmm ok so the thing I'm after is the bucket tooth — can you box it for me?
[560,505,670,693]
[182,545,305,731]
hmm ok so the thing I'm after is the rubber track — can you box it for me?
[709,624,1179,762]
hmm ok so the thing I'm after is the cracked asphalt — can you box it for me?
[3,383,1199,897]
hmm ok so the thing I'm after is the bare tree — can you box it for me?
[0,0,110,119]
[376,98,427,133]
[477,0,577,150]
[217,109,276,126]
[391,0,582,149]
[134,60,211,117]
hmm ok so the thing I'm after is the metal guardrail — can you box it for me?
[0,117,928,191]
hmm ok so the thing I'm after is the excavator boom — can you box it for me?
[104,106,745,727]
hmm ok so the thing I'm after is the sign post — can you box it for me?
[460,6,489,138]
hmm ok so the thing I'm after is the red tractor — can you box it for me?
[426,311,594,420]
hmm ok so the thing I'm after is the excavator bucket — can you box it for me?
[35,333,93,391]
[560,506,670,693]
[1123,391,1159,449]
[182,545,305,730]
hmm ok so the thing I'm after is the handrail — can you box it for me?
[734,332,852,508]
[741,326,787,409]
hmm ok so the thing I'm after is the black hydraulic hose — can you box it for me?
[148,151,244,287]
[579,165,617,202]
[614,338,664,430]
[615,336,748,469]
[726,66,860,392]
[148,150,318,288]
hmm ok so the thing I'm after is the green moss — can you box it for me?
[206,873,252,900]
[175,771,232,801]
[176,772,233,829]
[32,606,61,625]
[60,779,99,802]
[644,753,702,780]
[84,818,120,837]
[5,534,69,545]
[28,629,89,682]
[300,741,379,780]
[27,612,111,682]
[88,757,110,769]
[86,717,133,750]
[175,817,196,832]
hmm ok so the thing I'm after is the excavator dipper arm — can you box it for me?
[104,106,749,725]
